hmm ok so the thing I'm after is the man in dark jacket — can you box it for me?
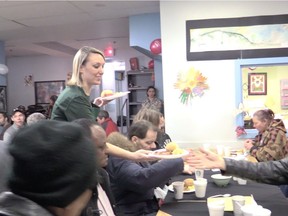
[74,118,123,216]
[106,120,186,216]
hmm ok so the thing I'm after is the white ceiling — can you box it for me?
[0,0,160,58]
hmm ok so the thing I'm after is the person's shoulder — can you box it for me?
[0,192,53,216]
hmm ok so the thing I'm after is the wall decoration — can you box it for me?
[0,86,7,112]
[248,73,267,95]
[34,80,66,104]
[174,67,209,104]
[186,14,288,61]
[24,75,33,86]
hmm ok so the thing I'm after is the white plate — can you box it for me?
[102,91,130,100]
[149,149,189,159]
[168,184,195,193]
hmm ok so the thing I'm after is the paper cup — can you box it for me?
[194,179,207,198]
[195,169,204,180]
[207,200,225,216]
[172,181,184,199]
[232,195,245,216]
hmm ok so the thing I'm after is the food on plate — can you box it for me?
[172,148,184,155]
[183,178,194,190]
[165,142,179,152]
[101,89,114,97]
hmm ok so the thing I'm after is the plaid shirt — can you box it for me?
[251,119,288,162]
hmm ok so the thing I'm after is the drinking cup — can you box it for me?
[194,178,207,198]
[207,200,225,216]
[232,195,245,216]
[195,169,204,180]
[172,181,184,199]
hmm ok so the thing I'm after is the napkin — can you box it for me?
[156,210,172,216]
[207,196,253,211]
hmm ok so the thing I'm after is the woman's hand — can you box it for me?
[130,149,159,162]
[93,97,112,107]
[188,148,226,170]
[182,163,195,175]
[244,139,253,150]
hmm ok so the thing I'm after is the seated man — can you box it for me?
[0,120,99,216]
[96,110,119,136]
[106,120,188,216]
[73,118,123,216]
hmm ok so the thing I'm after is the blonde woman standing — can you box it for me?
[52,46,153,162]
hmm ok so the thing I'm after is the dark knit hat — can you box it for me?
[8,120,98,208]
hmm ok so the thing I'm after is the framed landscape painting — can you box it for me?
[186,14,288,61]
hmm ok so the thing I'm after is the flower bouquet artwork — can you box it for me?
[174,67,209,104]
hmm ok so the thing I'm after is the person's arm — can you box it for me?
[107,156,183,193]
[106,143,156,162]
[189,148,288,185]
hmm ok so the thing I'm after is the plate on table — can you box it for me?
[102,91,130,100]
[148,149,189,159]
[168,184,195,193]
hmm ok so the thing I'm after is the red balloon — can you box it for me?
[150,38,161,55]
[148,60,154,69]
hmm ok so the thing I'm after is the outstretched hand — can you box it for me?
[187,148,226,170]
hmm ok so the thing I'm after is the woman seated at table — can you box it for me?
[133,107,171,149]
[106,120,190,216]
[244,108,288,162]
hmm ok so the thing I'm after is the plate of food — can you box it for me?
[101,90,130,100]
[149,142,189,159]
[168,178,195,193]
[149,149,189,159]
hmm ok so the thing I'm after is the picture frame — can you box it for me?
[248,73,267,95]
[34,80,66,104]
[0,86,7,112]
[186,14,288,61]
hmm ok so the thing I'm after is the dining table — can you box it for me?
[158,169,288,215]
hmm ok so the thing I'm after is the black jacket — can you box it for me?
[223,157,288,185]
[81,168,124,216]
[0,192,53,216]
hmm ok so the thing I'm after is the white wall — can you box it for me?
[160,1,288,149]
[7,56,72,113]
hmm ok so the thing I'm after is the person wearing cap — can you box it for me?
[3,107,26,142]
[0,120,99,216]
